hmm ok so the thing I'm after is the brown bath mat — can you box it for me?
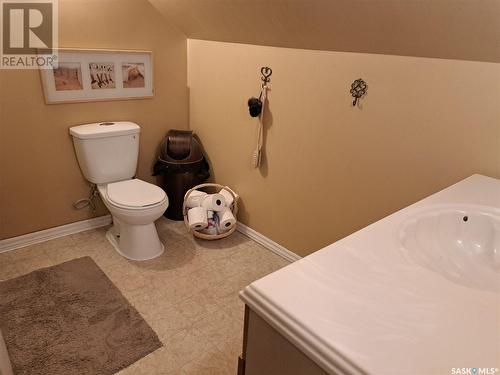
[0,257,161,375]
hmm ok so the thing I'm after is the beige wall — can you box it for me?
[188,40,500,257]
[0,0,188,239]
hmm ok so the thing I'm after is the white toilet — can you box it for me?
[69,121,168,261]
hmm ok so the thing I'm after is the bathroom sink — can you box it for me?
[399,205,500,293]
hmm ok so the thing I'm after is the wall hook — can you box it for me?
[261,66,272,86]
[350,78,367,106]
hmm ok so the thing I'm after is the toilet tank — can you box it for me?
[69,121,140,184]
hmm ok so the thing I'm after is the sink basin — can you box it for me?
[399,205,500,293]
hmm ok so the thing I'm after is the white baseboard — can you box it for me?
[0,216,300,263]
[237,223,301,263]
[0,215,112,254]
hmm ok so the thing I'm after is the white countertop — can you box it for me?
[240,175,500,375]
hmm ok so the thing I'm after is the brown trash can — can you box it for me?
[153,130,210,220]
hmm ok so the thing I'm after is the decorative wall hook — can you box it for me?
[350,78,367,106]
[261,66,272,87]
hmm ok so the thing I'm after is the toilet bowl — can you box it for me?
[98,179,169,261]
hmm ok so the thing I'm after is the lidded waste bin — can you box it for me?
[153,130,210,220]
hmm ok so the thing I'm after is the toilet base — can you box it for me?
[106,219,164,261]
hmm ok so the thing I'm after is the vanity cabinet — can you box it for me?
[238,306,328,375]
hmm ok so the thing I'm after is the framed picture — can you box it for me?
[39,49,153,104]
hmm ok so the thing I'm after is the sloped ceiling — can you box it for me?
[149,0,500,63]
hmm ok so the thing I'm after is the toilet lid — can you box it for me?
[107,179,166,208]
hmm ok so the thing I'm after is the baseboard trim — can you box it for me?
[237,223,301,262]
[0,216,300,261]
[0,215,112,254]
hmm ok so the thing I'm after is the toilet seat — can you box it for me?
[106,179,167,209]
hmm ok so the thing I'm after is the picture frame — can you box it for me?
[39,48,154,104]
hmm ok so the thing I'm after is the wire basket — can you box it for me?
[183,183,239,240]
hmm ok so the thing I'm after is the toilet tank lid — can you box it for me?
[69,121,140,139]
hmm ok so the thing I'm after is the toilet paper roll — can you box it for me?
[187,206,208,230]
[219,188,238,207]
[185,190,208,208]
[201,193,226,211]
[207,210,214,219]
[218,208,236,232]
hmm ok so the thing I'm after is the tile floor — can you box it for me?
[0,217,290,375]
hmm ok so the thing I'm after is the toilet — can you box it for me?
[69,121,168,261]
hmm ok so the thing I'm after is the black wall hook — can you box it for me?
[350,78,367,106]
[261,66,272,86]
